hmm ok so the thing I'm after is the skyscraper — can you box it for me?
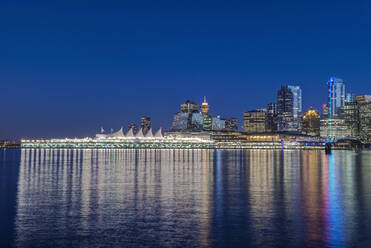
[327,77,345,118]
[288,85,302,128]
[266,102,278,132]
[277,85,294,131]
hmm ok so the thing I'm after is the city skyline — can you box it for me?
[0,78,370,139]
[2,0,371,139]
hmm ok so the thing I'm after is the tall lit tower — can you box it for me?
[328,77,345,118]
[200,96,210,115]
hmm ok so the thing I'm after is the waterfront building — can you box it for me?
[225,118,238,131]
[128,123,138,134]
[344,101,359,138]
[355,95,371,142]
[140,116,151,133]
[243,110,266,133]
[327,77,345,118]
[301,108,320,136]
[320,118,350,139]
[181,100,199,114]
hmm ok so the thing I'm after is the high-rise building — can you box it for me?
[301,108,320,136]
[140,117,151,133]
[277,85,293,114]
[327,77,345,118]
[344,101,359,138]
[355,95,371,142]
[243,110,266,133]
[212,116,226,130]
[266,102,278,132]
[225,118,238,131]
[277,85,295,131]
[346,93,355,103]
[200,96,210,115]
[128,123,138,133]
[288,85,302,124]
[181,100,199,114]
[203,114,212,131]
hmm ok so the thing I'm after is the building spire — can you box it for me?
[201,96,210,115]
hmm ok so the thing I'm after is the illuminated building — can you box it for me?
[181,100,199,114]
[355,95,371,142]
[200,96,210,115]
[140,116,151,133]
[172,112,192,130]
[346,93,355,103]
[277,85,297,131]
[301,108,320,136]
[266,102,278,132]
[321,104,329,118]
[225,118,238,131]
[288,85,302,129]
[212,116,225,131]
[243,110,266,133]
[191,112,204,130]
[203,114,212,131]
[327,77,345,118]
[344,101,359,138]
[320,118,350,139]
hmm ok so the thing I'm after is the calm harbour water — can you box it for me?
[1,148,371,248]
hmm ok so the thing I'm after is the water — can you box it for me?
[1,149,371,247]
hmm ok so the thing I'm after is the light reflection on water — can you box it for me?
[6,149,371,247]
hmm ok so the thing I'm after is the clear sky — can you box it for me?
[1,0,371,139]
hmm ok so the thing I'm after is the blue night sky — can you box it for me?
[1,0,371,139]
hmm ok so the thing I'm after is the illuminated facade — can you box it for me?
[266,102,278,132]
[288,85,302,129]
[225,118,238,131]
[301,108,320,136]
[320,118,350,140]
[181,100,199,114]
[243,110,266,133]
[356,95,371,142]
[327,77,345,118]
[212,116,225,131]
[200,96,210,115]
[344,101,359,138]
[277,85,298,131]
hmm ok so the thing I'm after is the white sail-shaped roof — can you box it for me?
[125,128,134,137]
[136,128,144,138]
[154,127,163,138]
[145,128,153,138]
[108,127,125,138]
